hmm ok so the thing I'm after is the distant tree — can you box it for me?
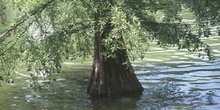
[0,0,218,96]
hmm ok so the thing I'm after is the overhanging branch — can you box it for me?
[49,22,93,38]
[0,0,54,39]
[0,22,93,56]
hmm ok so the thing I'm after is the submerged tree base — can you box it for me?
[87,49,143,97]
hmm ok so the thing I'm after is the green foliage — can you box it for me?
[0,0,219,82]
[183,0,220,26]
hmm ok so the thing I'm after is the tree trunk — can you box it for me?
[87,48,144,97]
[87,8,143,97]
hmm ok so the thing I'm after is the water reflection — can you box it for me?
[136,59,220,110]
[90,96,140,110]
[1,59,220,110]
[138,82,199,110]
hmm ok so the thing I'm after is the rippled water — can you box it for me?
[1,42,220,110]
[136,59,220,110]
[1,56,220,110]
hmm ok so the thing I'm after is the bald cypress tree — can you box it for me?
[1,0,219,96]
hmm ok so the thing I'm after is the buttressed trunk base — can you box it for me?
[87,49,144,97]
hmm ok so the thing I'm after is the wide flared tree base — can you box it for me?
[87,50,143,97]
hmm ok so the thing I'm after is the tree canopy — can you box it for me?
[0,0,219,89]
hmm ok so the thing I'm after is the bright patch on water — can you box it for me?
[209,43,220,46]
[63,62,75,65]
[142,58,164,62]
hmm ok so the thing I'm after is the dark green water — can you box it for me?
[1,32,220,110]
[1,57,220,110]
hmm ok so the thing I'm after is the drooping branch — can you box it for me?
[0,22,93,56]
[142,21,214,59]
[63,23,93,36]
[0,0,54,39]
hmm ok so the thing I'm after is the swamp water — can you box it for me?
[1,43,220,110]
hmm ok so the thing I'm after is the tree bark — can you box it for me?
[87,6,143,96]
[87,47,144,96]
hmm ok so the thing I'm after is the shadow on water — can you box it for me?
[90,95,140,110]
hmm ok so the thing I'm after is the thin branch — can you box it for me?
[0,0,54,39]
[1,22,93,56]
[64,23,93,36]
